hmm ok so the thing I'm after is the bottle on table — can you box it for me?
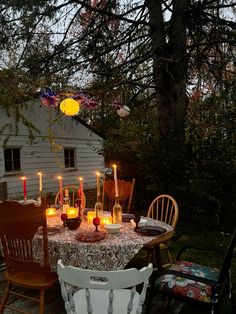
[112,197,122,224]
[62,189,70,214]
[95,194,103,219]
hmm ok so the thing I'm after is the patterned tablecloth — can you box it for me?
[34,217,173,272]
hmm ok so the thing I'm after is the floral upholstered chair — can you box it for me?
[152,228,236,314]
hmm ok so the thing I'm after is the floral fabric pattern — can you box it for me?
[33,217,173,272]
[155,260,220,303]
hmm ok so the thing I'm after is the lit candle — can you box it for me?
[113,164,119,197]
[66,207,78,219]
[87,210,96,224]
[101,214,112,225]
[96,171,101,196]
[79,177,84,208]
[21,176,27,201]
[37,172,42,194]
[46,207,57,217]
[57,176,63,204]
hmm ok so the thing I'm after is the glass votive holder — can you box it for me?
[66,207,78,219]
[101,214,113,225]
[87,210,96,224]
[46,207,58,226]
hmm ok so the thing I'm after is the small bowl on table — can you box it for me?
[104,224,122,234]
[66,217,81,230]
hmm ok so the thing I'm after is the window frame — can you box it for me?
[3,147,22,175]
[64,147,76,169]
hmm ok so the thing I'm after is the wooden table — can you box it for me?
[34,216,173,272]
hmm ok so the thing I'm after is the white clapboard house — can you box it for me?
[0,101,104,200]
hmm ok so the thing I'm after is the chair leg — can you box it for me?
[154,246,164,271]
[39,290,45,314]
[166,248,173,264]
[0,281,11,313]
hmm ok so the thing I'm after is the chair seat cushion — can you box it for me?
[155,260,220,303]
[6,270,57,289]
[74,288,140,314]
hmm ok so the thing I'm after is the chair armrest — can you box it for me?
[177,246,225,260]
[156,269,220,288]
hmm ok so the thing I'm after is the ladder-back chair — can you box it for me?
[0,200,57,314]
[57,259,153,314]
[102,178,135,213]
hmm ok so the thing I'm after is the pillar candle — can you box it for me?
[96,172,100,196]
[21,176,27,200]
[58,176,63,204]
[113,164,119,197]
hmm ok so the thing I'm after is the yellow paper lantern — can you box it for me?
[60,98,80,116]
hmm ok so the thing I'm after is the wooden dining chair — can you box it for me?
[145,194,179,267]
[57,259,153,314]
[0,200,57,314]
[152,228,236,314]
[102,178,135,213]
[54,185,86,208]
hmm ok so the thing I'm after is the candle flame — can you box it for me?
[37,172,42,176]
[21,176,26,180]
[79,177,83,181]
[112,164,117,168]
[96,171,100,177]
[57,176,62,180]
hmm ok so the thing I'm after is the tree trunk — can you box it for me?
[146,0,189,193]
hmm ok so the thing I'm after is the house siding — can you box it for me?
[0,102,104,200]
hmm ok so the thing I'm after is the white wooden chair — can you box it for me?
[57,260,153,314]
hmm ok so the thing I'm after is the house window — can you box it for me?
[64,148,75,168]
[4,148,21,173]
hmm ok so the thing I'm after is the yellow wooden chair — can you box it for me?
[102,178,135,213]
[54,185,86,208]
[0,200,57,314]
[145,194,179,267]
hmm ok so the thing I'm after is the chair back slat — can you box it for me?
[0,200,51,273]
[86,288,92,314]
[127,286,136,314]
[108,289,114,314]
[147,194,179,229]
[57,260,153,314]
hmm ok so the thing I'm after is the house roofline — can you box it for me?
[74,116,106,139]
